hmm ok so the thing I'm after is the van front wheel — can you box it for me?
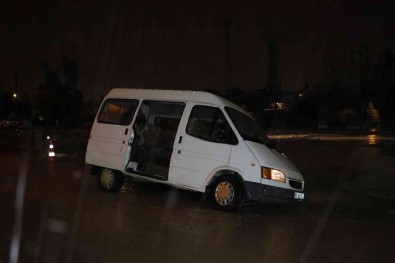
[212,176,242,211]
[98,168,124,192]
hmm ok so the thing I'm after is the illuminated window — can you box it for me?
[98,99,139,125]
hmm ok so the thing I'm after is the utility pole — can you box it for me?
[12,68,19,120]
[224,19,232,97]
[140,19,146,88]
[264,32,281,102]
[13,68,20,99]
[14,68,19,93]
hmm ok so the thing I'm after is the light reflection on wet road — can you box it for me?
[268,133,395,145]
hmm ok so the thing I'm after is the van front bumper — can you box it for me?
[244,181,304,204]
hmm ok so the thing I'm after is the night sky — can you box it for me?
[1,0,395,101]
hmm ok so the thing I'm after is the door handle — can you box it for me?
[178,136,183,144]
[124,128,128,135]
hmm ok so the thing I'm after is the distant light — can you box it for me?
[13,93,17,99]
[367,134,377,145]
[48,152,55,157]
[47,136,50,140]
[49,144,54,149]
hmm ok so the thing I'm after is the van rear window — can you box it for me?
[98,99,139,125]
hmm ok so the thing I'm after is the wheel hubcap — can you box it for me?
[101,169,114,189]
[215,181,235,206]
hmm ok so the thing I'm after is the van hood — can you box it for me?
[245,140,303,181]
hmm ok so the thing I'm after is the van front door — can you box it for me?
[86,99,139,171]
[171,104,238,190]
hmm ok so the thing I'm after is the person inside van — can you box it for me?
[131,113,150,171]
[135,113,147,143]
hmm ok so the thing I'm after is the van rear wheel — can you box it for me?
[212,176,242,212]
[98,168,124,192]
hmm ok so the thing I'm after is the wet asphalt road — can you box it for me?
[1,135,395,263]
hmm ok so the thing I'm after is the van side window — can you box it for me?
[98,99,139,125]
[186,105,238,145]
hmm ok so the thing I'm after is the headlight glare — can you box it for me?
[261,167,286,182]
[271,169,286,182]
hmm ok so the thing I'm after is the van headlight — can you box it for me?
[261,167,286,182]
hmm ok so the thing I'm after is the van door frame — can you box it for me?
[86,98,140,172]
[125,100,186,181]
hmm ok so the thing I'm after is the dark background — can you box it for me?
[1,0,394,100]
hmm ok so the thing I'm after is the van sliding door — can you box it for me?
[127,101,185,181]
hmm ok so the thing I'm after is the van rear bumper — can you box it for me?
[244,181,304,204]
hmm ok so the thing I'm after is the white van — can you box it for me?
[86,88,304,211]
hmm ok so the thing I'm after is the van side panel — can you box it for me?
[171,142,232,191]
[228,143,261,183]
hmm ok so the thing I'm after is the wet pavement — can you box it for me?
[1,132,395,262]
[268,132,395,143]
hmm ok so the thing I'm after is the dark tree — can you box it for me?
[318,42,377,127]
[373,49,395,124]
[0,91,30,121]
[264,32,281,103]
[36,57,84,128]
[0,91,13,118]
[41,60,61,91]
[62,56,79,92]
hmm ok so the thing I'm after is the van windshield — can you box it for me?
[225,107,270,145]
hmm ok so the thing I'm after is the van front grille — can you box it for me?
[289,179,303,190]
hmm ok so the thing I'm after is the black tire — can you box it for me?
[211,175,243,212]
[97,168,124,192]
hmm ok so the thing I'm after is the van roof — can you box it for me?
[107,88,251,117]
